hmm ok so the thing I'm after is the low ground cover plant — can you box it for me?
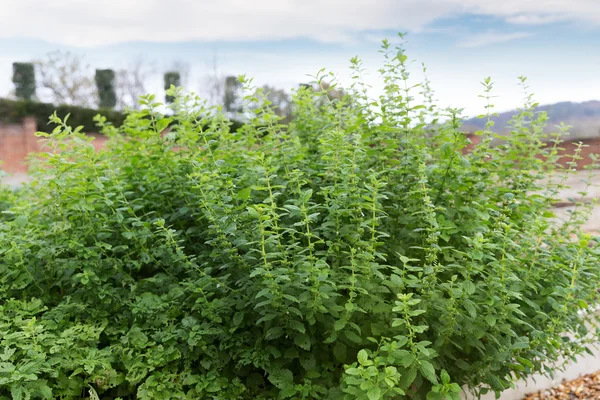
[1,38,599,400]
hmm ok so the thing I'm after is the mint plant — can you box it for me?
[1,37,599,399]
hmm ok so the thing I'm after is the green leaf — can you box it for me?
[392,350,414,368]
[367,386,381,400]
[419,360,438,384]
[426,391,444,400]
[334,319,346,331]
[268,369,294,390]
[289,320,306,333]
[399,368,417,389]
[463,280,476,295]
[236,187,252,200]
[233,311,244,326]
[463,300,477,318]
[10,385,25,400]
[357,349,369,366]
[38,384,53,400]
[441,369,450,384]
[334,342,347,362]
[516,357,533,368]
[345,367,361,376]
[394,336,409,348]
[345,330,363,344]
[448,383,462,393]
[155,117,172,133]
[294,333,311,350]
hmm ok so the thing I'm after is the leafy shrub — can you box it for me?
[1,39,599,400]
[12,63,36,101]
[95,69,117,109]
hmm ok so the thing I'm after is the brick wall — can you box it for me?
[464,133,600,169]
[549,138,600,169]
[0,118,108,174]
[0,117,39,173]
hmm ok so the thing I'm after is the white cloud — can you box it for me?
[448,0,600,26]
[0,0,453,46]
[458,31,533,48]
[0,0,598,47]
[505,14,566,25]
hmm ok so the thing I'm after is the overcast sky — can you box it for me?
[1,0,599,116]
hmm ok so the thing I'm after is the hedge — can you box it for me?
[95,69,117,109]
[0,98,244,134]
[0,98,125,133]
[12,63,36,101]
[164,72,181,103]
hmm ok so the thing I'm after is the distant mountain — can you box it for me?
[0,37,64,55]
[462,100,600,140]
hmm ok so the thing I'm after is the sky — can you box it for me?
[1,0,599,117]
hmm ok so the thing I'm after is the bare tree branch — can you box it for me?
[201,52,226,107]
[116,55,156,110]
[35,50,96,107]
[171,60,191,87]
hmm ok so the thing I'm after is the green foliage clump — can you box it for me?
[1,39,600,400]
[224,75,243,113]
[0,98,126,133]
[95,69,117,109]
[164,71,181,103]
[12,63,36,101]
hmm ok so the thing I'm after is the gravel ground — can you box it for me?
[523,370,600,399]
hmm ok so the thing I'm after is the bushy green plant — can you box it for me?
[12,63,36,101]
[1,38,599,400]
[95,69,117,109]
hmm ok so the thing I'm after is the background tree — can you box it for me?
[223,75,243,115]
[170,60,190,87]
[95,69,117,109]
[263,85,292,121]
[36,50,96,107]
[164,71,181,103]
[116,56,155,110]
[201,53,226,107]
[12,62,36,101]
